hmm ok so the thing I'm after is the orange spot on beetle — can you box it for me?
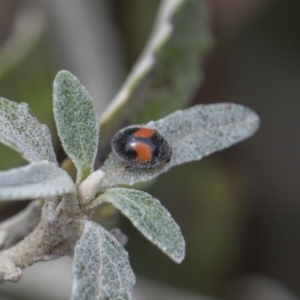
[133,128,155,138]
[112,125,172,169]
[134,143,152,162]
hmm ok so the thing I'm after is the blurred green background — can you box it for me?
[0,0,299,299]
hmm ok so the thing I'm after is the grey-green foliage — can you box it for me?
[0,97,57,164]
[91,188,185,263]
[0,1,260,299]
[0,161,75,200]
[100,104,259,189]
[72,221,135,300]
[53,71,99,184]
[0,69,260,300]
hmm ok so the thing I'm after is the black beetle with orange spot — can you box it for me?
[112,126,172,169]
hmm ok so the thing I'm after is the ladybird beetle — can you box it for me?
[112,126,172,169]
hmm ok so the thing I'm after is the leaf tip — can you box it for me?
[53,70,79,92]
[55,69,72,80]
[170,235,186,264]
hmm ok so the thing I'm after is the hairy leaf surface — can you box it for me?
[53,71,99,183]
[100,103,259,189]
[91,188,185,263]
[72,221,135,300]
[0,161,75,200]
[0,98,57,163]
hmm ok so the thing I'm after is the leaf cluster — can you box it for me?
[0,69,259,299]
[0,0,260,299]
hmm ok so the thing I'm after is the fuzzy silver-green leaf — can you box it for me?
[53,70,99,184]
[0,97,57,164]
[0,161,75,200]
[100,103,259,189]
[91,188,185,263]
[72,221,135,300]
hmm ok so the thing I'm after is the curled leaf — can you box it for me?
[78,169,106,206]
[0,97,57,164]
[100,103,259,189]
[0,161,75,201]
[72,221,135,300]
